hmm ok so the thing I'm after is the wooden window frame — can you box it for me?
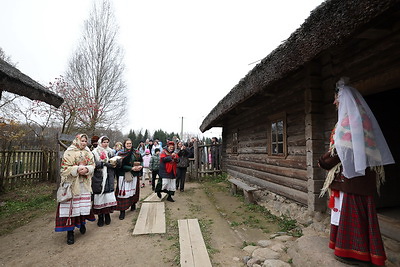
[268,112,287,157]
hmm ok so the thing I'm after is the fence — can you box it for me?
[0,150,57,190]
[187,142,222,180]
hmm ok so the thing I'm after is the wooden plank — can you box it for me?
[178,219,212,267]
[132,202,165,235]
[178,220,195,267]
[187,219,212,267]
[143,192,167,202]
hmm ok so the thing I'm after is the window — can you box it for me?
[269,113,287,156]
[232,131,238,154]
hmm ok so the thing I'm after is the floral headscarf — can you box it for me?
[70,134,90,151]
[61,134,95,195]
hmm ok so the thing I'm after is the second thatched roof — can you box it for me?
[0,58,63,108]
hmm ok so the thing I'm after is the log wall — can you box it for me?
[222,74,310,206]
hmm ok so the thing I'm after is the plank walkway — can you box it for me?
[143,192,167,202]
[178,219,212,267]
[132,202,166,235]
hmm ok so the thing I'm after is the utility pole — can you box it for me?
[180,116,184,141]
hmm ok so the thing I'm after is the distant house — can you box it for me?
[200,0,399,239]
[0,58,63,108]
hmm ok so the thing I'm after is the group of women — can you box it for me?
[54,136,144,245]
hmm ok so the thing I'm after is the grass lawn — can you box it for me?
[0,182,57,236]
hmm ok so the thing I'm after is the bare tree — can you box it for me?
[46,76,99,134]
[65,0,126,136]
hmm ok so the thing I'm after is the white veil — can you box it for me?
[334,78,394,178]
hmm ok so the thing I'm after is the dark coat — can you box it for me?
[318,151,377,196]
[92,161,115,194]
[159,149,178,178]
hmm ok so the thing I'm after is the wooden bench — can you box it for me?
[228,178,257,204]
[178,219,212,267]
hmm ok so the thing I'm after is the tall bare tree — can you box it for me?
[66,0,126,136]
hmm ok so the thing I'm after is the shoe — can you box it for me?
[105,214,111,225]
[79,224,86,234]
[167,195,175,202]
[141,183,145,188]
[97,214,104,227]
[67,230,74,245]
[119,211,125,220]
[156,192,162,198]
[180,188,184,192]
[131,203,136,211]
[334,255,370,266]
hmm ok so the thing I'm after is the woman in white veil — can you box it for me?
[319,78,394,266]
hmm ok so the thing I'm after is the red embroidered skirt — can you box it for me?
[329,192,386,266]
[54,203,95,232]
[115,178,140,211]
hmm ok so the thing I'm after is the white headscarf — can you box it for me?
[334,78,394,178]
[92,136,113,194]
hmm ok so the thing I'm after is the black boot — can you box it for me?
[156,191,162,198]
[67,230,74,245]
[105,214,111,225]
[130,203,136,211]
[119,210,125,220]
[79,224,86,234]
[167,195,175,202]
[97,214,104,227]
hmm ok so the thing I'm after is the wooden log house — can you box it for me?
[200,0,400,238]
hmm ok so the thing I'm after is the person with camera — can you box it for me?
[176,141,190,192]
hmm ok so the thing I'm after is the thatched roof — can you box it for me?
[0,58,64,108]
[200,0,399,132]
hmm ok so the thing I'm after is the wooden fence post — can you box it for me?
[194,141,199,180]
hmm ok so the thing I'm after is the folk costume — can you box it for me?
[92,136,117,226]
[319,78,394,266]
[115,144,142,220]
[156,141,179,202]
[55,134,95,244]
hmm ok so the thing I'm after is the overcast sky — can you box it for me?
[0,0,324,139]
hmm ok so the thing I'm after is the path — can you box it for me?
[0,182,265,266]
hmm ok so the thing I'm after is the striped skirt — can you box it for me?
[55,184,95,232]
[93,192,117,215]
[115,175,140,211]
[329,192,386,266]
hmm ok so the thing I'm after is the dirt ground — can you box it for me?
[0,180,281,266]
